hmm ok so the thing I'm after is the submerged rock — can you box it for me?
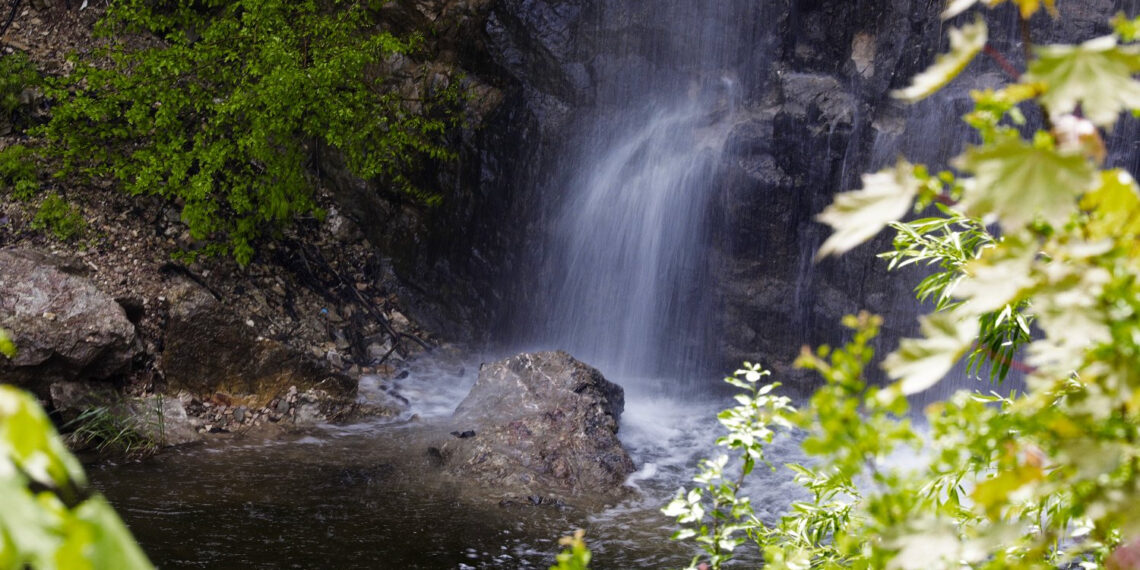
[433,351,634,499]
[0,248,141,396]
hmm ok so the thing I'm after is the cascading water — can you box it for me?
[529,0,766,388]
[538,95,736,382]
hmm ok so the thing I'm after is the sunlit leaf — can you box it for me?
[893,19,987,102]
[955,137,1096,229]
[1010,0,1056,18]
[883,311,980,395]
[942,0,982,20]
[1081,169,1140,240]
[816,162,921,259]
[953,234,1037,314]
[1027,263,1112,370]
[972,464,1044,520]
[1024,36,1140,126]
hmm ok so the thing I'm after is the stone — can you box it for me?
[0,248,141,396]
[159,278,356,413]
[433,351,634,498]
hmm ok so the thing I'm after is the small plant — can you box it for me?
[64,396,165,458]
[550,529,591,570]
[0,144,38,199]
[0,52,40,133]
[31,193,86,241]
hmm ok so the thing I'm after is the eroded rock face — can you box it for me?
[0,248,140,395]
[434,351,634,498]
[160,278,356,419]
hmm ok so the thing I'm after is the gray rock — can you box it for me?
[128,395,202,447]
[0,248,141,396]
[433,351,634,498]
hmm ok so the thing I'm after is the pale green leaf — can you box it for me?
[1027,262,1112,370]
[816,162,921,259]
[72,496,154,570]
[1024,36,1140,126]
[955,137,1096,229]
[953,234,1037,314]
[942,0,981,20]
[972,464,1044,519]
[883,311,979,395]
[893,19,987,102]
[1080,169,1140,239]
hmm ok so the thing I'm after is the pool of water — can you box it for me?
[88,358,807,569]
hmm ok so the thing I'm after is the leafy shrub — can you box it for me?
[41,0,462,265]
[666,1,1140,568]
[0,144,38,199]
[0,52,40,132]
[31,193,86,241]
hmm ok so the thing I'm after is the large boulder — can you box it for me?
[433,351,634,498]
[0,248,140,395]
[159,278,356,421]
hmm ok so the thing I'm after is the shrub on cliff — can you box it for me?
[40,0,461,264]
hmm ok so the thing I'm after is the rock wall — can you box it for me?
[305,0,1140,383]
[463,0,1140,384]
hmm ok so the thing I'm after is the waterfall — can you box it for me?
[526,1,765,388]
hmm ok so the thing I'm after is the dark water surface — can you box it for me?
[88,363,805,569]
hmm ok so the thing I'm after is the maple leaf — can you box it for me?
[893,19,987,102]
[883,310,979,395]
[953,235,1037,314]
[1024,36,1140,126]
[955,137,1096,229]
[816,162,920,259]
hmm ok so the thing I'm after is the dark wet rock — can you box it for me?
[0,248,141,396]
[432,351,634,498]
[160,278,356,419]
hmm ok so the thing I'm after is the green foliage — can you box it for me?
[63,398,164,459]
[0,384,153,569]
[40,0,462,265]
[668,1,1140,568]
[31,193,87,241]
[891,18,987,102]
[0,144,39,200]
[663,364,795,568]
[550,529,591,570]
[0,52,40,130]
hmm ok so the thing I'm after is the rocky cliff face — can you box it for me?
[455,0,1138,382]
[318,0,1139,383]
